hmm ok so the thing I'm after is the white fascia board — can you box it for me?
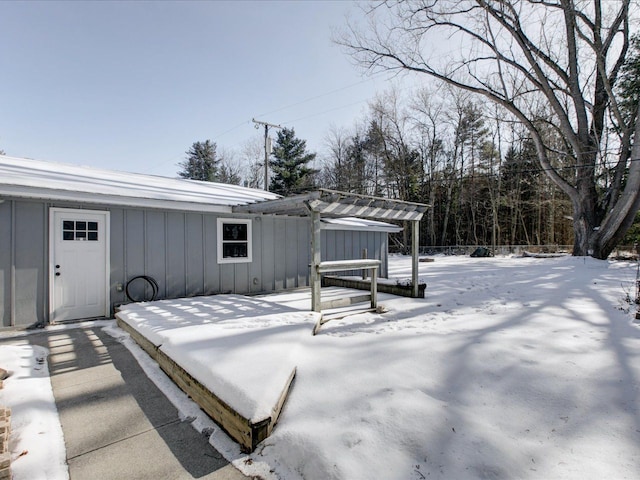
[0,185,233,213]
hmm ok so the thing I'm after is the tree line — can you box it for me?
[318,87,578,251]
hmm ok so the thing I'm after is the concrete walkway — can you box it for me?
[23,325,249,480]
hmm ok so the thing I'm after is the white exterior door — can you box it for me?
[50,208,110,322]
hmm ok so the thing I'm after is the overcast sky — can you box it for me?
[0,0,415,178]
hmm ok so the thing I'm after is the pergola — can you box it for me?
[234,189,429,312]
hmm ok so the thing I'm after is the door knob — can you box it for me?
[55,272,61,277]
[55,265,60,269]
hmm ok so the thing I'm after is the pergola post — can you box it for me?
[412,220,419,298]
[310,210,322,312]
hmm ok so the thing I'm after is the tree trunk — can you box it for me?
[590,103,640,259]
[428,183,436,245]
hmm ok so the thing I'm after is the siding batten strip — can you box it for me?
[164,212,169,299]
[10,200,15,327]
[43,202,49,324]
[123,210,128,285]
[202,214,206,294]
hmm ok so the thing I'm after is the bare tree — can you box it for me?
[369,90,421,202]
[217,148,243,186]
[341,0,637,258]
[410,87,448,246]
[240,136,265,189]
[321,125,352,191]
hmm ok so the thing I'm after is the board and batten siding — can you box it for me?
[0,197,391,327]
[109,209,312,308]
[0,199,48,327]
[322,229,389,278]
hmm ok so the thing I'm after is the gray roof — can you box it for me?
[0,155,278,212]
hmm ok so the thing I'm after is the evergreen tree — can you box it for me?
[614,35,640,244]
[178,140,219,181]
[363,120,386,196]
[269,128,317,195]
[616,34,640,128]
[345,133,368,194]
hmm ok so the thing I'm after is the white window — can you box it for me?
[217,218,252,264]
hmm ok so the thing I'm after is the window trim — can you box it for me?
[217,218,252,264]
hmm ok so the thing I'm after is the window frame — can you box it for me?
[217,218,253,264]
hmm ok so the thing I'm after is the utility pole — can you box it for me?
[252,118,283,191]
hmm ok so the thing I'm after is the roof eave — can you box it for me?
[0,185,234,214]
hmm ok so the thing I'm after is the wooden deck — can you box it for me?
[114,287,387,449]
[116,295,320,452]
[114,300,312,453]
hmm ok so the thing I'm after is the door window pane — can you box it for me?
[62,219,99,241]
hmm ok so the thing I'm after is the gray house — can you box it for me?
[0,155,413,328]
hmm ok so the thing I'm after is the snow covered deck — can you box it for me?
[115,292,330,451]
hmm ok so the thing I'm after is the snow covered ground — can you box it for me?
[245,255,640,480]
[0,343,68,479]
[1,254,639,480]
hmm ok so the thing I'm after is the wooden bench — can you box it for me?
[316,259,381,311]
[312,259,381,335]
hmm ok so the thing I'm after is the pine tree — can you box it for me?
[345,133,368,195]
[616,34,640,128]
[177,140,219,181]
[269,128,317,195]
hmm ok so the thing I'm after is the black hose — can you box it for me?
[125,275,159,302]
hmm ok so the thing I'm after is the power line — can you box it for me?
[281,98,371,126]
[211,119,252,141]
[253,73,386,121]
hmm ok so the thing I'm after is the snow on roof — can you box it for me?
[0,155,279,212]
[322,216,402,232]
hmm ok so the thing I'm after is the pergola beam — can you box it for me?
[234,189,427,222]
[306,199,423,221]
[233,193,318,215]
